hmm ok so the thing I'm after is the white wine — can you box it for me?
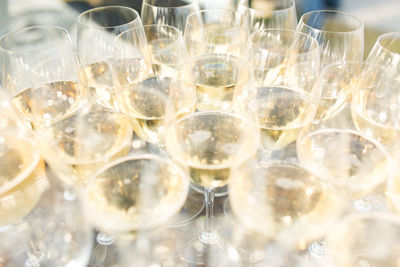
[297,129,391,198]
[315,66,356,121]
[229,162,341,246]
[80,61,115,110]
[166,112,258,188]
[84,155,189,235]
[11,81,85,127]
[352,99,400,152]
[192,55,248,111]
[0,137,46,226]
[40,105,132,185]
[120,75,195,144]
[80,58,150,111]
[255,86,316,151]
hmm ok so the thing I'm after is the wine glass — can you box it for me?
[244,29,320,156]
[141,0,200,32]
[351,63,400,153]
[38,100,133,187]
[228,150,343,263]
[297,111,394,212]
[0,25,86,128]
[82,154,190,246]
[366,32,400,72]
[184,9,250,58]
[0,109,93,267]
[186,53,252,112]
[77,6,144,111]
[313,61,362,123]
[142,24,196,118]
[296,10,364,68]
[165,111,258,264]
[325,212,400,267]
[237,0,297,32]
[114,25,196,146]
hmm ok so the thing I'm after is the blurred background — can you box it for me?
[0,0,399,57]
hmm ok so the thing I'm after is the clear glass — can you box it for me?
[82,154,190,238]
[186,53,252,112]
[114,25,196,145]
[237,0,297,32]
[0,25,86,128]
[366,32,400,73]
[165,111,258,264]
[313,61,362,122]
[229,150,343,252]
[244,29,320,155]
[297,10,364,68]
[351,63,400,153]
[326,212,400,266]
[184,9,249,57]
[0,109,93,267]
[77,6,144,111]
[38,101,133,187]
[297,111,394,210]
[141,0,200,32]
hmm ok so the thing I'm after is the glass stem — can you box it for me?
[199,187,219,244]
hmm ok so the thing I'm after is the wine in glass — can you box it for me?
[165,111,258,264]
[351,63,400,153]
[77,6,145,110]
[229,153,343,257]
[0,25,86,128]
[244,29,320,155]
[114,25,196,146]
[314,61,362,122]
[0,110,93,267]
[83,154,189,247]
[297,113,394,212]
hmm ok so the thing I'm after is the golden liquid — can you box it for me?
[0,138,46,226]
[85,157,187,234]
[41,106,132,185]
[352,105,400,152]
[297,129,390,198]
[80,58,150,111]
[230,163,340,244]
[256,86,315,151]
[120,75,196,144]
[11,81,84,127]
[80,61,115,110]
[315,95,350,121]
[193,56,238,111]
[167,112,257,188]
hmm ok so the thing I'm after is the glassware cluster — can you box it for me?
[0,1,400,266]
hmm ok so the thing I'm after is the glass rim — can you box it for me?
[77,5,141,30]
[299,9,364,34]
[238,0,296,14]
[185,9,248,31]
[90,153,189,182]
[249,28,320,57]
[375,32,400,57]
[143,0,196,8]
[0,25,72,55]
